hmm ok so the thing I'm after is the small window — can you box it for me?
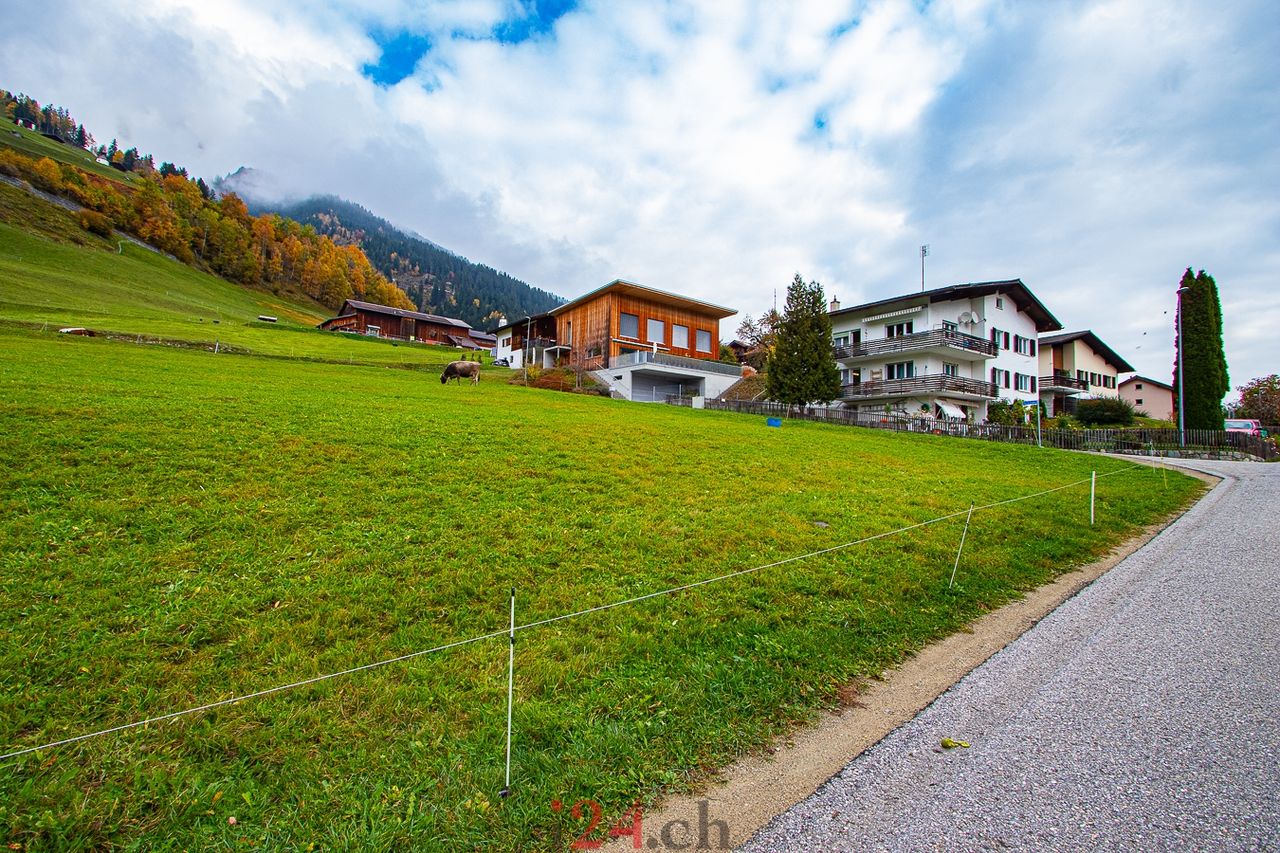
[696,329,712,352]
[672,324,689,349]
[996,297,1005,309]
[942,321,958,332]
[1136,398,1144,405]
[1136,383,1144,390]
[619,312,639,338]
[943,362,958,376]
[833,333,849,347]
[646,318,665,344]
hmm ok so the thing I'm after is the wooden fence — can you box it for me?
[703,400,1278,461]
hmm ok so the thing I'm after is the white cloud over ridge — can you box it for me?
[1,0,1275,387]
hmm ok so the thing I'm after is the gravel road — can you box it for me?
[741,460,1280,852]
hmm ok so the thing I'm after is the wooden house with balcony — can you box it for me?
[828,279,1062,421]
[318,299,474,344]
[493,280,742,401]
[1037,330,1134,416]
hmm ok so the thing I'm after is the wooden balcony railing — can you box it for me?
[834,329,997,360]
[840,374,998,400]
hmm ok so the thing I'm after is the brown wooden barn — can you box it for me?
[318,299,473,344]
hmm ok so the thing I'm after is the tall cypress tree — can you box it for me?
[1173,268,1229,430]
[766,273,842,406]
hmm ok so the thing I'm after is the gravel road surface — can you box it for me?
[741,460,1279,852]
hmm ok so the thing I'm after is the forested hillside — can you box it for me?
[267,196,563,330]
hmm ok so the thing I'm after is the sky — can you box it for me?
[3,0,1277,390]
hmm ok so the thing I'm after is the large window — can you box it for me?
[695,329,712,352]
[886,321,914,338]
[887,361,914,380]
[672,324,689,349]
[943,362,958,376]
[619,312,639,338]
[1013,335,1035,356]
[646,318,665,344]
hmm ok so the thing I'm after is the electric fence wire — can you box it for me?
[1,466,1139,763]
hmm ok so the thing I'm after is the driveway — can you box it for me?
[741,459,1280,852]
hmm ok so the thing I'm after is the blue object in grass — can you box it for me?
[766,417,782,428]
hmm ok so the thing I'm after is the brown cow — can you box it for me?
[440,360,482,385]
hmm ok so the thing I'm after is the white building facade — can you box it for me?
[828,280,1062,422]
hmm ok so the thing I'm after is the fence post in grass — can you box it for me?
[1090,470,1096,526]
[949,503,975,589]
[500,586,516,798]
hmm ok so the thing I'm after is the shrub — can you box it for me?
[1075,397,1136,426]
[31,157,63,192]
[77,209,113,237]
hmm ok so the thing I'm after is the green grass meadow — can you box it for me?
[0,189,1203,850]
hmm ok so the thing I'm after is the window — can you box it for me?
[1015,373,1035,392]
[500,336,510,348]
[991,368,1011,389]
[1136,383,1144,390]
[696,329,712,352]
[833,333,849,347]
[887,361,914,380]
[1003,331,1011,350]
[991,327,1001,349]
[565,321,572,345]
[943,362,958,376]
[1136,398,1144,405]
[646,318,665,344]
[619,312,639,338]
[886,321,914,338]
[996,297,1005,309]
[1077,369,1086,382]
[942,321,958,332]
[672,324,689,349]
[1013,335,1035,356]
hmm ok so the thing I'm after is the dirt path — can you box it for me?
[604,461,1218,851]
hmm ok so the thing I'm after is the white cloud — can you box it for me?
[1,0,1275,384]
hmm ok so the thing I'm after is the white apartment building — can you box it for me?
[828,279,1062,421]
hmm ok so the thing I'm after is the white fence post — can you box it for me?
[1090,471,1096,526]
[949,504,975,589]
[500,587,516,798]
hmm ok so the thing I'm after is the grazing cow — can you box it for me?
[441,360,482,385]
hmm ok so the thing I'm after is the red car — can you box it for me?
[1225,418,1266,436]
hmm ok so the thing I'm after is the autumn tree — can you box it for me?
[1236,375,1280,423]
[765,274,841,406]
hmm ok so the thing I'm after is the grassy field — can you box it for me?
[0,184,471,369]
[1,125,135,185]
[0,324,1201,850]
[0,189,1203,849]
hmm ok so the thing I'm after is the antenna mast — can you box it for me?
[920,245,929,292]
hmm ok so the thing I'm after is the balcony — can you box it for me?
[833,328,997,361]
[840,374,998,401]
[610,350,743,377]
[1040,373,1088,392]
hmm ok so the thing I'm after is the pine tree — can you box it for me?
[765,273,841,406]
[1173,268,1229,430]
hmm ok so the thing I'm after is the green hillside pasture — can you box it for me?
[0,204,468,369]
[0,125,134,185]
[0,329,1201,850]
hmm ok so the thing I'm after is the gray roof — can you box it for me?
[829,279,1063,333]
[1040,330,1135,372]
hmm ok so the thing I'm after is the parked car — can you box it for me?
[492,357,510,368]
[1224,418,1266,436]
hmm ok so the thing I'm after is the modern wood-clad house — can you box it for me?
[494,280,741,401]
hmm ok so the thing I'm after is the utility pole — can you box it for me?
[920,245,929,292]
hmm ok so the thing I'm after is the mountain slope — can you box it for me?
[262,195,563,330]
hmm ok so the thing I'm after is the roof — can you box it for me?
[829,279,1063,332]
[446,334,485,350]
[492,312,553,336]
[1039,330,1134,372]
[550,279,736,320]
[339,299,471,329]
[469,330,497,345]
[1119,374,1173,392]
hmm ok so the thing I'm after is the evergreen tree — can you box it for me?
[1173,268,1229,430]
[765,273,841,405]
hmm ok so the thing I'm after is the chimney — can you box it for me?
[829,295,841,312]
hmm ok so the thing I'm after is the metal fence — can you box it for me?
[704,400,1279,461]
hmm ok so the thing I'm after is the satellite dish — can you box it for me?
[958,311,976,324]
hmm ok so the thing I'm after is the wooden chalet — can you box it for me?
[318,299,473,345]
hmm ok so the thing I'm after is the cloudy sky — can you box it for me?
[3,0,1276,387]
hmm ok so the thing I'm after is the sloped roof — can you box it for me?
[1039,330,1134,372]
[1119,374,1173,391]
[446,334,485,349]
[339,299,471,329]
[829,279,1062,332]
[550,279,736,319]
